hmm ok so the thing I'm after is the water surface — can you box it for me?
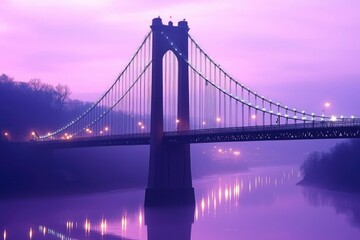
[1,165,360,239]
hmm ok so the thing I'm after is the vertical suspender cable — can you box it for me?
[223,71,226,127]
[235,83,238,127]
[194,46,198,129]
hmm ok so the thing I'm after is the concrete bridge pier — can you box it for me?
[145,141,194,207]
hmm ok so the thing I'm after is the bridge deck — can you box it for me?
[167,121,360,144]
[34,121,360,149]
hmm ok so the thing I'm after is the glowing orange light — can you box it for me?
[138,121,142,126]
[85,219,91,234]
[251,114,256,119]
[235,183,240,196]
[31,131,36,136]
[194,206,199,221]
[141,125,145,129]
[233,151,240,156]
[138,211,143,226]
[202,121,206,125]
[176,119,180,123]
[66,221,74,230]
[4,132,8,136]
[201,198,205,214]
[216,117,221,122]
[29,228,33,239]
[324,102,331,108]
[3,230,6,240]
[100,130,103,134]
[104,127,109,131]
[225,188,229,201]
[101,219,107,236]
[121,215,127,231]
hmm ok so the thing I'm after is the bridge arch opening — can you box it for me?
[162,50,179,132]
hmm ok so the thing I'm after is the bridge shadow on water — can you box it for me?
[145,203,195,240]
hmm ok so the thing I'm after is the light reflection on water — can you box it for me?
[1,165,360,239]
[192,166,300,227]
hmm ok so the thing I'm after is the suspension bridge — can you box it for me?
[32,17,360,205]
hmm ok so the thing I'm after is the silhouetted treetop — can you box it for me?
[0,73,89,141]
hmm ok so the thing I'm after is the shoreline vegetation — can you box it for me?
[299,139,360,193]
[0,73,143,141]
[0,73,92,141]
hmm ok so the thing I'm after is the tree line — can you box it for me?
[0,73,93,141]
[300,139,360,193]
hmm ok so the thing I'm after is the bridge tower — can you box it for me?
[145,17,195,206]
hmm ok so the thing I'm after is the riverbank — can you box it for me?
[0,142,148,198]
[299,139,360,194]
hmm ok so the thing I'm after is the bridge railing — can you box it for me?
[165,119,360,137]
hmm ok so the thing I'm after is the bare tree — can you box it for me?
[28,78,43,92]
[55,84,71,110]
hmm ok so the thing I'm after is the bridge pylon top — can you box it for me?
[151,17,189,32]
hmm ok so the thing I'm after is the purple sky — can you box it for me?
[1,0,359,117]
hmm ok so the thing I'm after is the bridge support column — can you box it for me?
[145,17,194,207]
[145,142,194,207]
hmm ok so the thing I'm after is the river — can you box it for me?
[1,165,360,239]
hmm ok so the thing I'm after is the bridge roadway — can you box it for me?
[34,120,360,149]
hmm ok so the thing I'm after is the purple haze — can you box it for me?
[0,0,359,117]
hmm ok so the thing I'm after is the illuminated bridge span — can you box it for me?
[35,18,360,206]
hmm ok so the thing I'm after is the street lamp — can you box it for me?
[251,114,257,126]
[31,131,39,140]
[138,121,145,130]
[323,101,331,116]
